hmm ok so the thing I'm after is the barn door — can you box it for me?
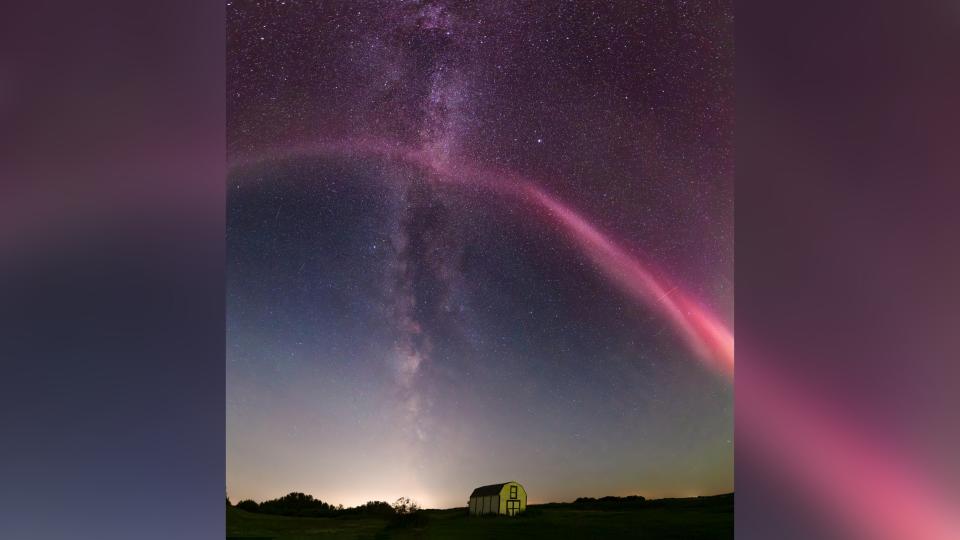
[507,499,519,516]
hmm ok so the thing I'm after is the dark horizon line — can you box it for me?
[229,491,735,510]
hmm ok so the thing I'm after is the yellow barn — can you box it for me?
[468,481,527,516]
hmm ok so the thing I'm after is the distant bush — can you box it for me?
[236,499,259,512]
[387,510,429,529]
[572,495,647,509]
[392,497,419,515]
[336,500,395,518]
[256,492,336,517]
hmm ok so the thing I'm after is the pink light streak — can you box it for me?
[233,137,735,379]
[741,361,960,540]
[521,184,734,379]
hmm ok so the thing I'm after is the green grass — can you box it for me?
[227,494,733,539]
[226,507,387,540]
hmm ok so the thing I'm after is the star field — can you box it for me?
[227,0,733,508]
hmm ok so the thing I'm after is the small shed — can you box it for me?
[468,481,527,516]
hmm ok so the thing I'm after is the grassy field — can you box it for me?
[227,494,733,539]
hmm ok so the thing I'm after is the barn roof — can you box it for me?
[470,482,511,497]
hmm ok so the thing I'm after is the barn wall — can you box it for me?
[480,495,498,515]
[497,482,527,515]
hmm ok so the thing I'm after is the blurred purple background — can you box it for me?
[737,0,960,537]
[1,1,225,539]
[1,1,958,538]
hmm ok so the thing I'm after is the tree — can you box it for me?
[388,497,427,529]
[392,497,420,515]
[236,499,259,512]
[256,492,334,517]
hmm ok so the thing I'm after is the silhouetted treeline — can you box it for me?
[336,500,396,518]
[569,495,646,509]
[537,493,732,511]
[230,493,398,518]
[575,495,646,504]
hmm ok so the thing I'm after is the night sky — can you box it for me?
[226,0,733,509]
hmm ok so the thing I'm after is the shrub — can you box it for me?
[387,511,429,529]
[392,497,419,515]
[572,495,647,509]
[518,507,542,518]
[236,499,259,512]
[257,492,335,517]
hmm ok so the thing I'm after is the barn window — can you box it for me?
[510,485,517,498]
